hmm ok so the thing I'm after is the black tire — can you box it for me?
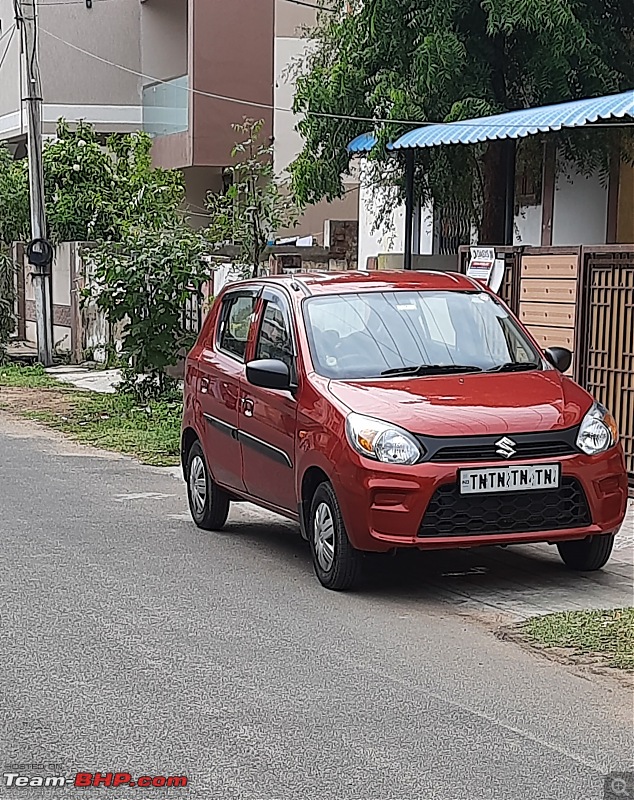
[309,482,364,591]
[557,534,615,571]
[186,441,230,531]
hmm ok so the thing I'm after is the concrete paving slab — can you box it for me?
[46,366,121,393]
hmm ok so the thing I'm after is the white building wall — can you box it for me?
[358,184,404,269]
[359,159,610,258]
[515,169,608,246]
[357,178,435,267]
[552,169,608,246]
[514,203,542,245]
[273,36,314,178]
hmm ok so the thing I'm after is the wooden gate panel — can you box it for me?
[519,248,581,378]
[521,254,579,278]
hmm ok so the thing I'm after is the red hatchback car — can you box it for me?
[181,271,628,591]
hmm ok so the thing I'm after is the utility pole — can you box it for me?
[18,0,53,365]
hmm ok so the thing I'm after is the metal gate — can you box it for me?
[578,246,634,485]
[182,288,203,334]
[436,201,472,255]
[12,243,26,341]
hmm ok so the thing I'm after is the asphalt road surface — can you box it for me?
[1,413,632,800]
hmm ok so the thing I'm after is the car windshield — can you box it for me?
[303,289,542,380]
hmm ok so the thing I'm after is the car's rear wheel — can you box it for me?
[186,441,230,531]
[309,483,364,591]
[557,534,615,571]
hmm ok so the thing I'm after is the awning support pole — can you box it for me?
[404,150,415,269]
[412,199,421,256]
[504,139,517,246]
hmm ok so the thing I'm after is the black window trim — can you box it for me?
[254,287,299,384]
[215,287,261,364]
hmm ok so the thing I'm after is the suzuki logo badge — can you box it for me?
[495,436,517,459]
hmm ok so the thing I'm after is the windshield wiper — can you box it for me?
[486,361,541,373]
[380,364,484,377]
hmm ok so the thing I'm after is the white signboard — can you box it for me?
[467,247,495,283]
[467,247,506,294]
[489,258,506,293]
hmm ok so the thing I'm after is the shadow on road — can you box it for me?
[211,512,633,618]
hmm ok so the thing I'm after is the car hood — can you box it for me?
[327,371,592,436]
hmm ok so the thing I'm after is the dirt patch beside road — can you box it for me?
[0,367,181,466]
[0,385,76,416]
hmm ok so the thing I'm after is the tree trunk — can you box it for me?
[479,141,509,244]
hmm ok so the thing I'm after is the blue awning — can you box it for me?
[347,90,634,153]
[348,132,379,153]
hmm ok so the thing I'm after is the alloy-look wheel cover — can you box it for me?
[314,502,336,572]
[189,455,207,515]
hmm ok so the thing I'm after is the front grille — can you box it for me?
[431,440,576,462]
[418,477,591,538]
[416,429,579,464]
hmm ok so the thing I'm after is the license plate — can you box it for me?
[459,464,561,494]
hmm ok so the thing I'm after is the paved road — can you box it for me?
[1,413,632,800]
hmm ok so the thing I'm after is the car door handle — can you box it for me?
[200,377,209,394]
[242,398,254,417]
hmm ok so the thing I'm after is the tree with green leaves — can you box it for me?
[0,147,29,248]
[0,120,185,246]
[290,0,634,242]
[0,120,196,382]
[205,119,298,277]
[87,223,213,398]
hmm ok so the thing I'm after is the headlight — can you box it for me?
[576,403,619,455]
[345,413,423,465]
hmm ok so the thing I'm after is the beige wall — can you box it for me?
[1,0,143,142]
[275,0,317,36]
[274,35,314,177]
[278,188,359,243]
[273,0,358,237]
[140,0,188,81]
[0,0,22,132]
[39,0,141,106]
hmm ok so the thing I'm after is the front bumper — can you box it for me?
[334,447,628,552]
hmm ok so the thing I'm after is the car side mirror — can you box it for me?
[246,359,291,391]
[544,347,572,373]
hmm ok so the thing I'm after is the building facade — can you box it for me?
[0,0,357,240]
[357,155,634,269]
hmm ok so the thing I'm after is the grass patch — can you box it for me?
[0,365,182,467]
[0,364,61,388]
[520,608,634,669]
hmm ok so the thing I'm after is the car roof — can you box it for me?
[254,270,480,296]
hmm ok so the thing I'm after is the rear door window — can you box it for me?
[217,294,257,361]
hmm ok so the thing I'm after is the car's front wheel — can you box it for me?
[186,441,230,531]
[309,483,364,591]
[557,534,615,571]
